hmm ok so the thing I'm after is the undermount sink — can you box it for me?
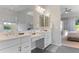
[44,29,48,31]
[18,33,24,35]
[32,32,36,35]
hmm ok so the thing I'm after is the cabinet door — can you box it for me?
[20,36,31,53]
[0,38,20,50]
[21,43,31,53]
[0,45,20,53]
[44,31,51,48]
[36,38,44,49]
[21,36,31,44]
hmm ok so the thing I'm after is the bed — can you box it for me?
[67,31,79,42]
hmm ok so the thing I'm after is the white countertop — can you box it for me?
[0,32,30,41]
[0,29,49,42]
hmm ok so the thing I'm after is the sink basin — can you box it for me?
[32,32,36,35]
[44,29,48,31]
[18,33,24,35]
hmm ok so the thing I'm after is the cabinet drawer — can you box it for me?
[0,38,19,50]
[44,38,51,48]
[31,34,44,42]
[36,38,44,49]
[0,45,19,53]
[44,34,49,38]
[20,36,31,43]
[32,37,40,42]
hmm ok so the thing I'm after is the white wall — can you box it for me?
[33,9,41,29]
[16,10,33,31]
[49,6,61,46]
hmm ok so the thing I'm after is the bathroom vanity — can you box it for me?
[0,29,51,53]
[0,32,31,53]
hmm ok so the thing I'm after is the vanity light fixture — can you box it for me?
[35,6,45,14]
[4,22,11,25]
[4,22,7,25]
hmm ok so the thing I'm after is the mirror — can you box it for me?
[3,22,17,32]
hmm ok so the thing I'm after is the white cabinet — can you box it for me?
[0,45,20,53]
[44,31,51,48]
[0,38,21,53]
[0,30,51,53]
[19,36,31,53]
[0,36,31,53]
[36,30,51,49]
[21,43,31,53]
[0,38,20,50]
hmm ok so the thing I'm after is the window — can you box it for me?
[3,22,17,32]
[39,15,49,27]
[75,19,79,31]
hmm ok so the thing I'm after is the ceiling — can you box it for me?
[0,5,79,14]
[1,5,79,17]
[0,5,34,12]
[0,5,49,12]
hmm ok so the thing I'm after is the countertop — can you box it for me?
[0,29,49,42]
[0,32,30,41]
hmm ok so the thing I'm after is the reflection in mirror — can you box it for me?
[3,22,17,32]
